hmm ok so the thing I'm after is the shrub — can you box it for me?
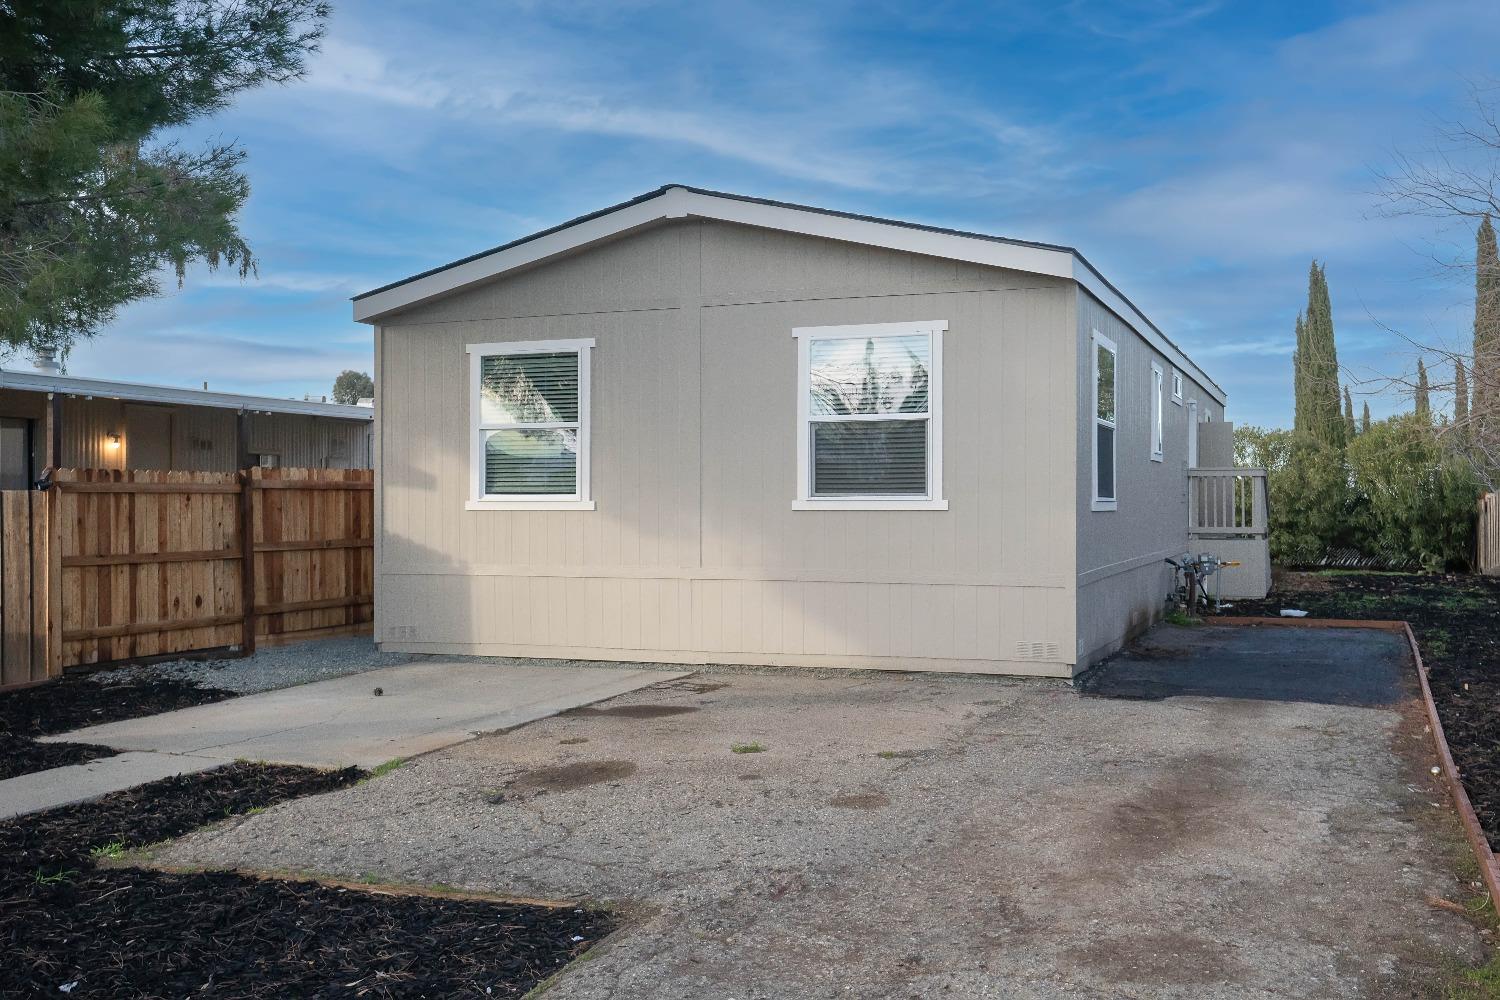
[1237,418,1485,571]
[1345,414,1482,571]
[1263,431,1358,565]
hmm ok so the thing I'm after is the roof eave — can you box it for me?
[353,185,1226,405]
[0,369,374,421]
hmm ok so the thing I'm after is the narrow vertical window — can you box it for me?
[466,339,595,510]
[1187,399,1199,468]
[1171,370,1184,404]
[1150,361,1165,462]
[1092,330,1117,510]
[793,321,947,510]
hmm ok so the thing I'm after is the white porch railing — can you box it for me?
[1188,468,1268,537]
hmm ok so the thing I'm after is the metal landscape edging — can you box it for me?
[1212,614,1500,909]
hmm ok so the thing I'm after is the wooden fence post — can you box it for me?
[45,483,61,678]
[236,410,257,657]
[239,469,257,657]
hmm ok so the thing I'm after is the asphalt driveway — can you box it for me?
[1078,624,1409,707]
[150,627,1483,999]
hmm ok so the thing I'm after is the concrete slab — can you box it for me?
[43,660,689,769]
[1079,624,1409,706]
[0,751,220,820]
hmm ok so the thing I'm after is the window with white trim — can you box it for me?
[466,339,595,510]
[1150,361,1165,462]
[793,321,946,511]
[1092,330,1117,510]
[1170,370,1183,404]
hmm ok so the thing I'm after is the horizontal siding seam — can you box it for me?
[385,304,684,328]
[379,567,1072,589]
[376,641,1075,677]
[697,283,1066,311]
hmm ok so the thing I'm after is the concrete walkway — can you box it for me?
[0,751,222,820]
[42,659,689,769]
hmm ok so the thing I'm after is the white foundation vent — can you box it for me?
[1015,641,1060,660]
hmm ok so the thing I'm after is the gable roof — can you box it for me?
[353,184,1225,404]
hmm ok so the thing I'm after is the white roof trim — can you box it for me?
[354,186,1225,405]
[0,368,374,420]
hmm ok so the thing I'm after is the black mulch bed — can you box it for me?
[0,673,236,780]
[1,763,613,998]
[1213,571,1500,848]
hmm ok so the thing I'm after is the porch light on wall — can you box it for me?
[106,433,121,450]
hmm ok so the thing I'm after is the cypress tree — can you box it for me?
[1415,358,1431,421]
[1299,263,1344,447]
[1292,313,1307,434]
[1456,359,1470,424]
[1476,215,1500,426]
[1361,401,1371,434]
[1343,386,1356,437]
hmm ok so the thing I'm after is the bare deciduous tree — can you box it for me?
[1374,79,1500,490]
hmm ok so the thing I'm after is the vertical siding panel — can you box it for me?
[375,222,1084,675]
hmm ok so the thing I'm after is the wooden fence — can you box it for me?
[0,467,372,690]
[1482,493,1499,577]
[0,490,51,690]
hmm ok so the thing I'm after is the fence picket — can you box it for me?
[0,466,374,690]
[1481,493,1499,577]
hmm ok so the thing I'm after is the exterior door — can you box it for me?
[125,405,174,470]
[1187,400,1199,468]
[0,417,31,489]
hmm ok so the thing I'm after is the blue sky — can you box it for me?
[56,0,1500,427]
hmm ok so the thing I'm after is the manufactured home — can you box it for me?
[0,366,373,486]
[355,185,1267,677]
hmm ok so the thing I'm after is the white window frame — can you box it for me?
[792,320,947,511]
[1170,369,1184,405]
[465,338,595,511]
[1150,361,1165,462]
[1091,329,1118,512]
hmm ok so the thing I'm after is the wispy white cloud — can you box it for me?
[1192,337,1295,358]
[87,0,1500,429]
[1062,0,1224,43]
[284,29,1064,195]
[195,270,376,294]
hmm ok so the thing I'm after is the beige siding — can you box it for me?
[1074,288,1222,665]
[377,219,1079,675]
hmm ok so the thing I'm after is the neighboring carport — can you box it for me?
[143,627,1487,999]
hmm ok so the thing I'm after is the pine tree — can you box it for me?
[1414,358,1431,421]
[1361,401,1371,434]
[0,1,329,353]
[1455,359,1470,424]
[1343,386,1356,437]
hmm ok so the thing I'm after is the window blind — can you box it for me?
[480,352,580,425]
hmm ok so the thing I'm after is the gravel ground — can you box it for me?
[86,638,413,695]
[158,627,1487,1000]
